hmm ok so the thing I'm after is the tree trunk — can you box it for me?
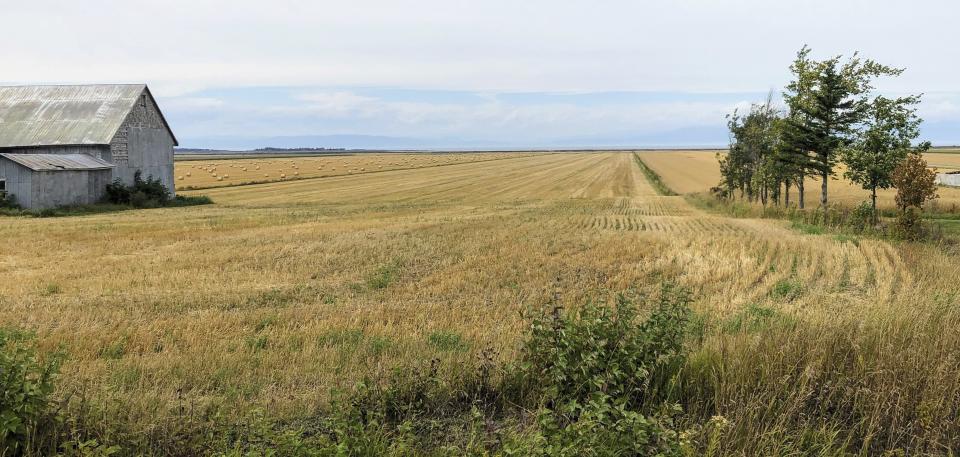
[798,179,805,209]
[871,185,878,223]
[820,170,828,207]
[784,180,791,207]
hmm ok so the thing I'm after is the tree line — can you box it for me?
[717,46,938,220]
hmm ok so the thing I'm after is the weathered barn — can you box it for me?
[0,84,177,209]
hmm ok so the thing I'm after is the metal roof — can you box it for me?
[0,84,178,148]
[0,153,115,171]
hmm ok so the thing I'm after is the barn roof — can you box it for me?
[0,153,115,171]
[0,84,178,148]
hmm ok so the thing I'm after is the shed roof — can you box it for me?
[0,84,178,148]
[0,153,115,171]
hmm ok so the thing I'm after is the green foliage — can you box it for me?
[0,192,19,210]
[893,207,925,241]
[789,221,823,235]
[56,439,122,457]
[723,303,784,333]
[509,285,692,456]
[105,171,170,207]
[782,45,904,206]
[0,328,61,452]
[770,278,804,301]
[842,95,926,212]
[427,331,469,352]
[168,195,214,207]
[520,285,691,410]
[849,201,876,231]
[720,94,787,205]
[502,403,685,457]
[366,262,402,290]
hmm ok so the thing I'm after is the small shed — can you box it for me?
[0,153,114,209]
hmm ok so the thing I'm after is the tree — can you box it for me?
[891,152,938,213]
[782,46,903,207]
[842,95,927,218]
[720,95,782,203]
[890,153,939,240]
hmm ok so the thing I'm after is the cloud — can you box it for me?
[2,0,957,95]
[162,97,226,110]
[5,0,955,146]
[161,87,754,145]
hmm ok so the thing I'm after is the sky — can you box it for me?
[2,0,959,149]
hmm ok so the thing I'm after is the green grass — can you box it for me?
[633,153,678,196]
[0,195,213,218]
[427,331,469,352]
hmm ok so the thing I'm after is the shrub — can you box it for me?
[519,285,691,409]
[104,171,170,207]
[893,207,925,241]
[0,328,61,452]
[506,284,693,456]
[0,192,19,209]
[850,201,876,231]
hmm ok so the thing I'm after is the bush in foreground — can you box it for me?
[208,285,695,456]
[0,328,59,453]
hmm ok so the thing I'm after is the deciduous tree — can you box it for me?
[843,95,926,218]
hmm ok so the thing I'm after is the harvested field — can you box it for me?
[3,151,960,453]
[173,152,538,190]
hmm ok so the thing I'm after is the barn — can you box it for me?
[0,84,177,209]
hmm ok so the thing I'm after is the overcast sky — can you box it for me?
[3,0,958,148]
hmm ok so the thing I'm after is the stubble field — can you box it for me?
[638,150,960,208]
[2,151,960,454]
[173,152,538,190]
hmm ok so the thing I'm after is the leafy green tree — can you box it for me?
[782,46,903,207]
[842,95,927,217]
[720,95,782,203]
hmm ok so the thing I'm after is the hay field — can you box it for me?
[173,152,537,190]
[2,151,960,452]
[638,150,960,208]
